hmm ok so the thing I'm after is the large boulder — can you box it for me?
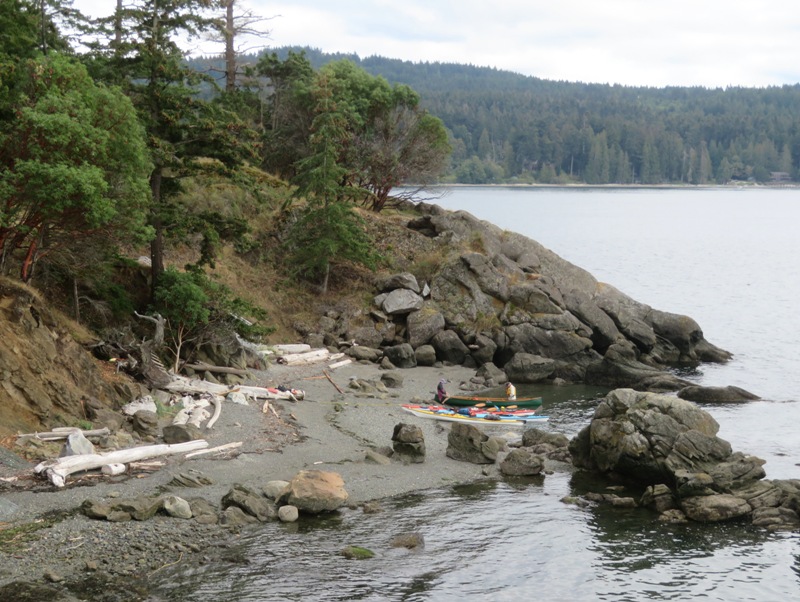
[431,330,469,364]
[379,272,421,294]
[407,307,445,348]
[383,343,417,369]
[446,423,494,464]
[392,423,425,463]
[280,470,349,514]
[382,289,424,315]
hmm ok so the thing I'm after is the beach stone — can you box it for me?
[640,484,677,513]
[60,430,95,456]
[163,495,193,519]
[390,532,425,549]
[347,346,382,363]
[169,470,213,488]
[391,423,426,463]
[278,505,299,523]
[446,423,494,464]
[481,436,507,461]
[365,449,392,465]
[220,506,258,526]
[381,370,404,388]
[162,423,202,444]
[522,428,569,449]
[189,498,219,524]
[380,356,396,370]
[280,470,349,513]
[131,410,159,438]
[263,480,290,500]
[222,485,277,522]
[499,448,544,476]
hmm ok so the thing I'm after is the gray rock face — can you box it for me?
[503,352,556,383]
[570,389,800,529]
[370,205,733,394]
[131,410,159,438]
[347,346,382,363]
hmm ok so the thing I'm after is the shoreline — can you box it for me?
[0,361,526,592]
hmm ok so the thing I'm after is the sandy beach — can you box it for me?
[0,360,533,594]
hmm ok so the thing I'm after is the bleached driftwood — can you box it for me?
[101,463,126,476]
[277,348,330,366]
[17,427,110,441]
[184,362,250,376]
[206,397,222,429]
[164,375,304,400]
[328,358,352,370]
[273,343,311,354]
[184,441,242,458]
[34,440,208,487]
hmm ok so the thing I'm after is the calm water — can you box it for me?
[149,187,800,601]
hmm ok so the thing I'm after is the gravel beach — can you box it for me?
[0,361,520,597]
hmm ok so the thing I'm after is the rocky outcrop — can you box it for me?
[571,389,800,529]
[0,278,129,438]
[677,385,761,403]
[308,205,732,394]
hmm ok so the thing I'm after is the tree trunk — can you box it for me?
[73,277,81,323]
[225,0,236,93]
[149,169,165,300]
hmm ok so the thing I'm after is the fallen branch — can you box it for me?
[184,441,242,459]
[324,369,345,394]
[34,440,208,487]
[206,397,222,429]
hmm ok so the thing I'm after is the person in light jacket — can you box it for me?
[506,381,516,401]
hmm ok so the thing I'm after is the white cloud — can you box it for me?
[71,0,800,88]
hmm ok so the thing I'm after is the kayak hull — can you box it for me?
[402,404,549,427]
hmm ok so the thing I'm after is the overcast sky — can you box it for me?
[71,0,800,89]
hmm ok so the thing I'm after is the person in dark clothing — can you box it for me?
[435,378,448,403]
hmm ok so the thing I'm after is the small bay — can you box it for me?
[148,186,800,601]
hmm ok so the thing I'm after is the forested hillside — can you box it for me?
[253,46,800,185]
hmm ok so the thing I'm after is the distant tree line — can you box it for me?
[256,47,800,185]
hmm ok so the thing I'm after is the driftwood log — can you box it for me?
[17,427,110,441]
[183,362,250,376]
[34,440,208,487]
[277,348,330,366]
[163,375,304,400]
